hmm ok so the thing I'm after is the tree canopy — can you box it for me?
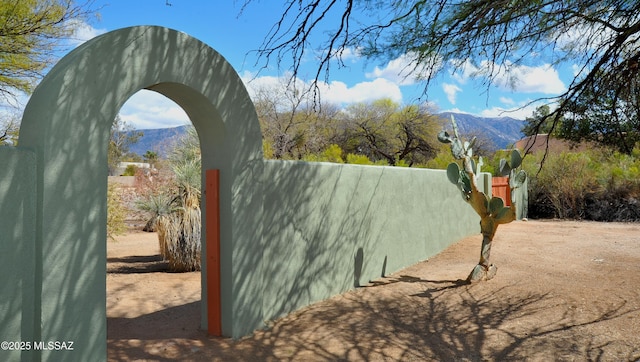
[247,0,640,150]
[0,113,19,145]
[0,0,93,99]
[522,105,559,138]
[251,79,442,166]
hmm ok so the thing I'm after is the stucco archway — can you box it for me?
[19,26,264,360]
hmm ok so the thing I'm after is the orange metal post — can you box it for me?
[205,169,222,336]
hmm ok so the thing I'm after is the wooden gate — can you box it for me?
[492,176,511,206]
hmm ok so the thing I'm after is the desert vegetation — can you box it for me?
[134,126,202,272]
[522,147,640,221]
[106,182,128,240]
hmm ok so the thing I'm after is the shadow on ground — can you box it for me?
[107,255,168,273]
[107,274,640,361]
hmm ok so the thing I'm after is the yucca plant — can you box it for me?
[136,192,175,232]
[136,192,176,258]
[162,157,201,272]
[135,126,202,272]
[160,126,203,272]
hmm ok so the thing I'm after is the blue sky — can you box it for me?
[19,1,575,129]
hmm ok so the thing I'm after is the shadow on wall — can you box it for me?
[354,247,364,288]
[261,161,386,322]
[0,148,37,362]
[260,160,479,324]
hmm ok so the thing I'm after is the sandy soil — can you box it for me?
[107,220,640,361]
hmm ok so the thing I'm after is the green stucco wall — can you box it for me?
[261,161,480,322]
[0,147,37,362]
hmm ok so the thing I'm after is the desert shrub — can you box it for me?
[156,200,201,272]
[107,182,127,240]
[321,144,344,163]
[345,153,375,165]
[122,164,137,176]
[263,139,275,159]
[159,158,201,272]
[537,152,598,218]
[523,145,640,221]
[134,166,175,232]
[423,147,457,169]
[302,144,345,163]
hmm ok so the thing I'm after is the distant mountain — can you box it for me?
[128,125,188,157]
[127,113,525,157]
[437,112,525,150]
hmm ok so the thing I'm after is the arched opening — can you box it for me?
[17,26,264,360]
[106,90,206,350]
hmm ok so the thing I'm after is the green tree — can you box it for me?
[143,150,158,168]
[560,77,640,153]
[251,76,341,159]
[522,105,562,137]
[0,0,95,99]
[339,99,438,166]
[0,114,19,145]
[108,115,143,175]
[248,0,640,150]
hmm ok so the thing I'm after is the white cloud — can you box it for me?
[335,47,361,62]
[119,90,190,129]
[242,72,403,106]
[317,78,402,104]
[440,107,471,115]
[442,83,462,104]
[554,24,615,53]
[67,20,107,47]
[452,59,566,94]
[572,63,586,77]
[450,59,477,85]
[365,53,434,86]
[499,63,565,94]
[478,103,539,120]
[0,90,29,110]
[241,72,287,96]
[499,97,515,106]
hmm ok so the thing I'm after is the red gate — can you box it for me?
[492,176,511,206]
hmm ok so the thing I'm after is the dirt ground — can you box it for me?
[107,220,640,361]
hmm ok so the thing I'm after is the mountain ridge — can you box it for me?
[437,112,525,150]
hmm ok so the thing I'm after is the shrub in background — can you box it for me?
[107,182,127,240]
[122,164,137,176]
[522,145,640,221]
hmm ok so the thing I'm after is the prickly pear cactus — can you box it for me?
[438,116,524,282]
[500,150,528,204]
